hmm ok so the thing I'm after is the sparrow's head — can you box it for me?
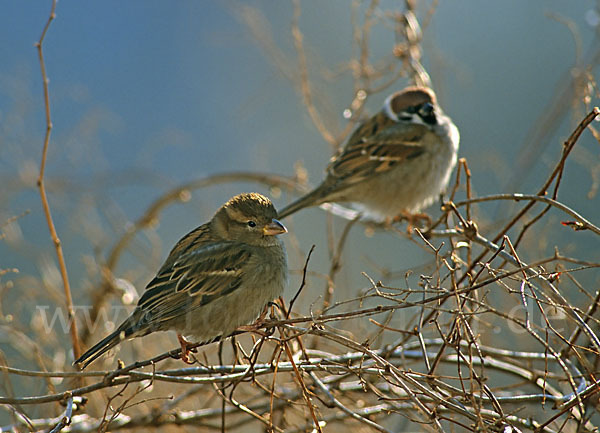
[213,193,287,246]
[384,86,438,126]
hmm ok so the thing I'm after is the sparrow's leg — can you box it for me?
[394,211,432,233]
[236,303,275,336]
[177,334,197,364]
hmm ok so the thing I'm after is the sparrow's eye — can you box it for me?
[419,103,434,117]
[418,102,437,125]
[247,220,257,228]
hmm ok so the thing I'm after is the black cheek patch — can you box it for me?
[420,111,437,125]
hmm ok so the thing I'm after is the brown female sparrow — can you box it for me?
[278,86,460,223]
[74,193,287,368]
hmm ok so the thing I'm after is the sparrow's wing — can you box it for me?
[328,119,429,185]
[277,116,432,219]
[134,224,252,326]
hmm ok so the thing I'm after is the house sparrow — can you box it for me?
[74,193,287,368]
[278,86,460,222]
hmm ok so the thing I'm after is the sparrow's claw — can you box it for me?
[177,334,197,364]
[236,306,275,337]
[394,211,432,233]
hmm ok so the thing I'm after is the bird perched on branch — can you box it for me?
[74,193,287,369]
[278,86,460,224]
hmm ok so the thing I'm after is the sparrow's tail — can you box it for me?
[278,187,328,219]
[74,312,145,369]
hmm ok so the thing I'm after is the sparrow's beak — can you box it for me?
[263,219,287,236]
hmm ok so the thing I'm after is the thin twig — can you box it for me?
[454,193,600,236]
[287,245,316,319]
[35,0,81,361]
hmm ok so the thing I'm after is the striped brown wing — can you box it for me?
[135,225,252,327]
[328,119,428,185]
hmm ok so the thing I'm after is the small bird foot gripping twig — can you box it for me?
[177,334,198,364]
